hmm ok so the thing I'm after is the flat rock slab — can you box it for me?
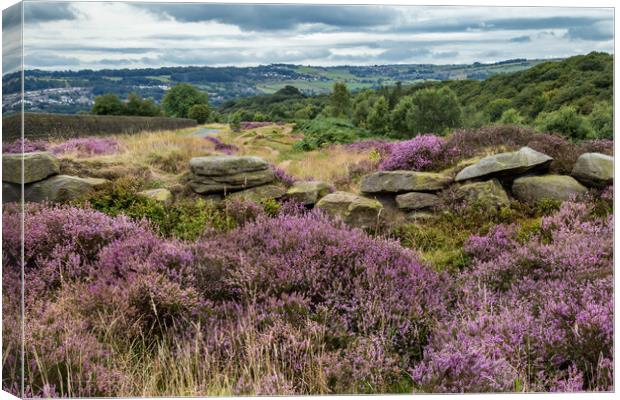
[316,191,383,229]
[285,181,334,205]
[455,147,552,182]
[190,169,275,194]
[25,175,108,203]
[395,192,439,210]
[139,188,173,205]
[361,171,452,193]
[189,155,275,194]
[571,153,613,187]
[190,156,268,176]
[512,175,587,204]
[455,179,510,209]
[227,184,286,203]
[3,152,60,184]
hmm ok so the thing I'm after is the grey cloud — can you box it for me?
[510,36,531,43]
[432,51,459,58]
[566,21,613,41]
[380,47,431,61]
[24,2,77,24]
[27,45,157,54]
[3,3,22,73]
[138,4,399,31]
[25,53,81,67]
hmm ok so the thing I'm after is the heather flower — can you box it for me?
[379,134,449,171]
[2,138,48,153]
[50,137,121,157]
[204,136,238,155]
[271,165,296,187]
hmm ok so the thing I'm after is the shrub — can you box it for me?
[405,87,462,136]
[379,134,450,171]
[498,108,524,125]
[50,137,121,157]
[188,104,211,124]
[294,117,367,151]
[588,102,613,139]
[413,202,613,392]
[536,106,593,140]
[204,136,238,155]
[2,138,48,153]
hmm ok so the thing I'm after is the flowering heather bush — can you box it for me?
[50,137,121,157]
[379,134,451,171]
[3,203,447,396]
[2,138,49,153]
[204,136,239,155]
[343,139,394,157]
[413,201,614,393]
[240,121,283,130]
[271,165,296,187]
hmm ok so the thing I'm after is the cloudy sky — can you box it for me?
[2,1,614,72]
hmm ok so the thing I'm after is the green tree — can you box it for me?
[162,83,209,118]
[407,87,462,135]
[228,111,242,132]
[125,92,161,116]
[499,108,525,125]
[486,98,512,122]
[367,96,390,135]
[352,99,370,128]
[535,106,593,140]
[330,82,351,117]
[589,102,613,139]
[92,93,124,115]
[188,104,211,124]
[390,95,414,135]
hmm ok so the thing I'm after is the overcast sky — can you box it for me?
[2,1,614,72]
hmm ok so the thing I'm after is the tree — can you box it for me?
[390,95,414,135]
[535,106,593,140]
[589,102,613,139]
[188,104,211,124]
[367,96,390,135]
[125,92,161,116]
[498,108,525,125]
[92,93,124,115]
[162,83,209,118]
[228,111,242,132]
[407,87,462,135]
[486,98,512,122]
[330,82,350,117]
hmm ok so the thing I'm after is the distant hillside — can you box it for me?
[220,52,612,131]
[2,58,552,115]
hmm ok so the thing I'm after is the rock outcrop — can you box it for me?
[571,153,613,187]
[455,179,510,209]
[316,191,383,229]
[455,147,552,182]
[285,181,333,205]
[361,171,452,193]
[189,156,275,194]
[2,152,60,184]
[512,175,587,204]
[25,175,108,203]
[395,192,439,210]
[139,188,173,205]
[227,184,286,203]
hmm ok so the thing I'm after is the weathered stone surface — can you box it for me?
[395,192,439,210]
[2,152,60,184]
[139,188,173,205]
[360,171,452,193]
[571,153,613,187]
[455,179,510,209]
[227,184,286,202]
[285,181,333,205]
[455,147,552,182]
[190,169,275,194]
[189,155,275,194]
[405,211,439,223]
[316,191,383,229]
[190,156,268,176]
[512,175,587,204]
[25,175,108,203]
[2,182,20,203]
